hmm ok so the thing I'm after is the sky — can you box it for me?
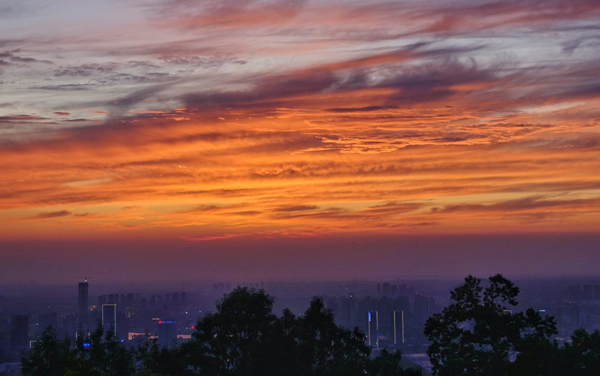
[1,0,599,283]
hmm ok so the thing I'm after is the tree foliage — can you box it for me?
[21,327,74,376]
[424,274,557,376]
[22,325,134,376]
[185,287,420,376]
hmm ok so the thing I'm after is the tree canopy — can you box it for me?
[182,287,421,376]
[424,274,558,376]
[422,274,600,376]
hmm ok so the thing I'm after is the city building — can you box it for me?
[157,319,178,348]
[10,315,29,349]
[393,310,405,345]
[78,279,89,330]
[367,311,379,347]
[102,304,117,334]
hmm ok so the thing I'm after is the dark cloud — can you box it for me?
[432,196,600,214]
[54,63,119,77]
[0,50,52,65]
[181,51,501,114]
[33,84,94,91]
[53,112,71,116]
[96,72,176,85]
[66,119,93,122]
[52,62,177,88]
[0,6,13,15]
[30,210,72,220]
[0,114,46,122]
[159,54,246,67]
[230,210,261,216]
[105,83,176,113]
[560,82,600,99]
[127,60,160,68]
[325,106,398,113]
[273,204,318,212]
[0,39,24,48]
[187,204,223,212]
[272,207,348,220]
[175,188,260,197]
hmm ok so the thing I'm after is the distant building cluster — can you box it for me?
[324,283,437,353]
[0,279,197,369]
[554,284,600,336]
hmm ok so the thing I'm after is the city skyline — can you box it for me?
[1,0,599,282]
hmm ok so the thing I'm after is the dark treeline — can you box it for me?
[424,274,600,376]
[22,288,422,376]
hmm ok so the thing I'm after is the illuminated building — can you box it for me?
[367,310,378,347]
[393,310,405,345]
[157,319,177,348]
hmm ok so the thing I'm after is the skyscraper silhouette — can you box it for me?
[10,315,29,349]
[78,279,89,330]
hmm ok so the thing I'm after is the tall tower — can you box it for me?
[157,319,178,348]
[393,310,405,345]
[102,304,117,334]
[78,279,89,330]
[10,315,29,349]
[367,310,379,347]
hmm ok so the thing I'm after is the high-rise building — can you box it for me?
[63,314,77,338]
[10,315,29,349]
[157,319,178,348]
[102,304,117,334]
[393,310,405,345]
[78,279,89,330]
[414,294,435,325]
[367,310,379,347]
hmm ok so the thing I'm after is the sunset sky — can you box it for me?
[1,0,599,283]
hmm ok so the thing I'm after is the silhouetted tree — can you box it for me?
[22,327,74,376]
[185,287,278,375]
[23,324,135,376]
[136,337,191,376]
[367,349,423,376]
[288,296,371,376]
[560,328,600,376]
[186,287,421,376]
[424,274,557,376]
[75,324,135,376]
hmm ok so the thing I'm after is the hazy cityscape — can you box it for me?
[1,275,600,374]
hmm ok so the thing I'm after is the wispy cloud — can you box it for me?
[29,210,72,220]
